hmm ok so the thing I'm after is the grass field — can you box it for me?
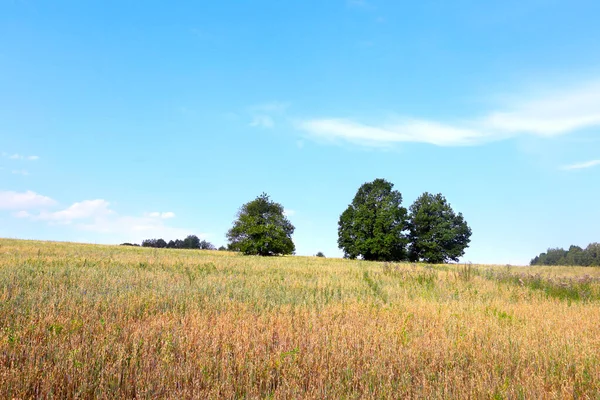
[1,239,599,399]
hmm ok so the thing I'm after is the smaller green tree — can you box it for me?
[182,235,201,249]
[315,251,325,258]
[199,240,216,250]
[408,193,471,263]
[227,193,295,256]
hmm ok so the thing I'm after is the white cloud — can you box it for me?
[347,0,369,7]
[147,211,176,219]
[11,170,30,176]
[298,80,600,148]
[250,101,290,113]
[76,215,198,242]
[5,154,39,160]
[283,209,296,217]
[561,159,600,171]
[13,210,31,218]
[0,190,56,210]
[299,119,484,147]
[248,101,290,129]
[15,196,200,243]
[29,199,113,223]
[249,115,274,128]
[483,82,600,136]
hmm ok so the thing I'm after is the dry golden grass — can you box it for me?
[1,238,599,399]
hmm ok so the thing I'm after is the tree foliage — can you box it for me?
[408,192,472,263]
[182,235,200,249]
[140,235,216,250]
[531,243,600,266]
[227,193,295,256]
[338,179,409,261]
[199,240,216,250]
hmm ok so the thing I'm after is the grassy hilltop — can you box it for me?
[1,239,599,398]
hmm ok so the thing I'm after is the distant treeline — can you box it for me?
[121,235,225,251]
[530,243,600,266]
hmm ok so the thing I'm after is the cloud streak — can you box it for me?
[248,101,290,129]
[147,211,176,219]
[3,153,39,160]
[561,159,600,171]
[249,115,274,128]
[0,190,56,210]
[298,80,600,148]
[19,199,113,223]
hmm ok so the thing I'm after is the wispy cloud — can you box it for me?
[347,0,370,8]
[0,190,56,210]
[482,82,600,136]
[248,101,290,129]
[147,211,176,219]
[298,80,600,148]
[561,159,600,171]
[283,209,296,217]
[4,153,39,160]
[250,102,290,113]
[11,170,30,176]
[299,119,484,147]
[249,115,275,128]
[17,199,113,223]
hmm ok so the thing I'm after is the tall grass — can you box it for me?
[1,239,599,398]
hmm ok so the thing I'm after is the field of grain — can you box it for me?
[1,239,599,399]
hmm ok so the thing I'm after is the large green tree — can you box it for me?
[408,193,472,263]
[338,179,409,261]
[227,193,295,256]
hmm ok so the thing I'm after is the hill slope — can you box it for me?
[1,239,599,398]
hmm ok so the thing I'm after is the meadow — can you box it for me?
[1,239,599,399]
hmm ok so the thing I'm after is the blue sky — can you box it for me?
[1,0,600,264]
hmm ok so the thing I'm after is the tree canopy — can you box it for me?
[140,235,216,250]
[337,180,472,263]
[408,193,472,263]
[226,193,295,256]
[338,179,409,261]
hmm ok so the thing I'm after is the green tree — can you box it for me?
[584,243,600,266]
[565,245,585,266]
[226,193,295,256]
[530,243,600,266]
[182,235,201,249]
[338,179,409,261]
[199,240,216,250]
[408,193,472,263]
[542,248,568,266]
